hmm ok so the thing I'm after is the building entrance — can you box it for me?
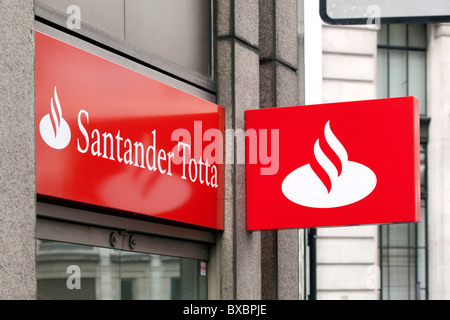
[36,203,211,300]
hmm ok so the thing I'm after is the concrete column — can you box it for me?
[259,0,300,300]
[0,0,36,299]
[216,0,300,300]
[427,23,450,300]
[260,0,299,108]
[216,0,261,300]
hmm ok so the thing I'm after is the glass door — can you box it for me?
[36,217,209,300]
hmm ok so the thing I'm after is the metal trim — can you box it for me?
[37,217,210,261]
[37,217,122,250]
[319,0,450,25]
[37,202,217,245]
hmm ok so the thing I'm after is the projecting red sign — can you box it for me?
[246,97,420,230]
[36,32,224,230]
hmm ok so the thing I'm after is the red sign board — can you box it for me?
[36,32,224,230]
[246,97,420,230]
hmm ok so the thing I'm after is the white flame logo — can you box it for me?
[281,121,377,208]
[39,86,71,149]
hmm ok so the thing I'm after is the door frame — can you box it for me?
[37,202,214,261]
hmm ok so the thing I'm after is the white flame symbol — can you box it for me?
[281,121,377,208]
[39,86,71,149]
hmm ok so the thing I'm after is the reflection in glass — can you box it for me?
[377,49,388,99]
[36,240,206,300]
[408,51,427,115]
[388,50,407,98]
[408,24,427,49]
[377,24,427,114]
[389,24,407,47]
[36,0,212,76]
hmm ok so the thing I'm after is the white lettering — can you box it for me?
[115,131,123,162]
[66,5,81,30]
[91,129,101,157]
[158,148,167,174]
[66,265,81,290]
[74,114,224,189]
[178,142,191,180]
[166,152,174,176]
[194,121,203,161]
[198,157,204,184]
[259,129,280,176]
[205,159,210,186]
[189,157,198,182]
[134,141,145,169]
[124,139,133,165]
[77,110,89,153]
[227,304,266,317]
[102,132,115,160]
[171,128,191,165]
[211,164,218,188]
[203,128,223,164]
[184,304,217,317]
[145,130,157,171]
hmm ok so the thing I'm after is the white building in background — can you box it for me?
[305,1,450,300]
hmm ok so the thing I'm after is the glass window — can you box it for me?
[378,24,428,300]
[36,0,213,79]
[124,0,211,76]
[408,51,427,110]
[36,240,208,300]
[38,0,125,37]
[377,24,427,114]
[377,49,388,99]
[388,49,408,97]
[408,24,427,49]
[378,26,388,46]
[389,24,407,47]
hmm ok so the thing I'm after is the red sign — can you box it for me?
[246,97,420,230]
[36,32,224,230]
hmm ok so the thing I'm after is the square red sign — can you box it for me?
[245,97,420,230]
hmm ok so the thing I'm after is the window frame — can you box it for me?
[377,24,428,114]
[377,24,429,300]
[37,202,214,260]
[35,0,216,93]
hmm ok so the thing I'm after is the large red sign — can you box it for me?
[246,97,420,230]
[36,32,224,230]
